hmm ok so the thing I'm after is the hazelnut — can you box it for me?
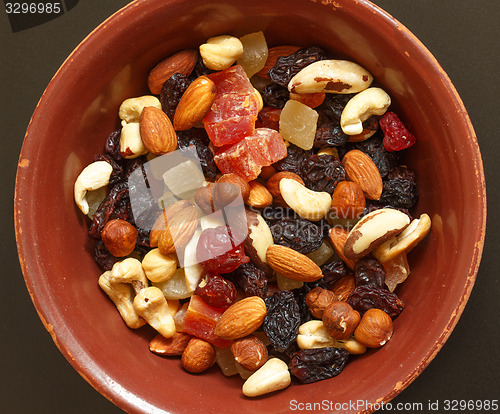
[194,183,216,214]
[214,173,250,207]
[305,287,338,318]
[322,301,360,340]
[101,219,138,257]
[266,171,304,206]
[230,335,268,371]
[181,338,216,373]
[354,308,393,348]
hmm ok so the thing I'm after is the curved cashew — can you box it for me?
[119,95,161,124]
[340,87,391,135]
[133,287,176,338]
[373,213,431,263]
[110,258,149,294]
[242,358,291,397]
[98,271,146,329]
[279,178,331,221]
[141,248,178,283]
[74,161,113,214]
[288,59,373,94]
[199,35,244,70]
[119,122,148,159]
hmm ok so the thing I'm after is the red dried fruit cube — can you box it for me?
[194,273,237,308]
[206,65,255,96]
[380,111,416,152]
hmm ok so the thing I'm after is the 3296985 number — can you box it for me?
[5,2,62,14]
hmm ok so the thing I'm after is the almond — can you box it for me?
[149,332,192,356]
[148,49,198,94]
[139,106,177,155]
[181,338,216,373]
[158,202,199,255]
[214,296,267,340]
[230,335,268,371]
[150,200,193,247]
[266,171,304,206]
[255,45,301,78]
[266,245,323,282]
[331,274,356,301]
[246,181,273,208]
[331,181,366,219]
[342,149,383,200]
[328,226,357,269]
[173,75,216,130]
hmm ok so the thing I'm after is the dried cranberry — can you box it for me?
[354,257,386,289]
[261,83,289,109]
[160,73,192,121]
[196,226,249,274]
[225,262,268,298]
[290,348,349,384]
[347,285,404,317]
[273,144,313,175]
[380,111,416,152]
[194,273,237,308]
[300,154,346,194]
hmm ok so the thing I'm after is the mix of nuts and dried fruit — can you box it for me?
[73,31,431,397]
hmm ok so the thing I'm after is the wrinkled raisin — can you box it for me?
[260,206,299,227]
[225,262,268,298]
[94,154,124,186]
[192,55,215,78]
[270,217,324,254]
[318,93,354,122]
[269,46,326,87]
[104,130,123,162]
[380,111,416,152]
[378,166,418,209]
[347,285,404,317]
[314,113,350,148]
[261,83,289,109]
[194,273,237,308]
[354,257,386,289]
[290,348,349,384]
[177,129,217,181]
[319,260,352,289]
[160,73,192,121]
[263,290,301,352]
[273,144,313,175]
[292,284,315,324]
[94,240,121,271]
[300,154,346,194]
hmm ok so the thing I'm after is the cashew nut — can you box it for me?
[133,287,176,338]
[340,87,391,135]
[74,160,113,214]
[119,122,148,159]
[141,248,178,283]
[242,358,291,397]
[279,178,332,221]
[110,258,149,294]
[335,336,367,355]
[288,59,373,94]
[199,35,244,71]
[119,95,161,124]
[98,271,146,329]
[297,320,337,349]
[373,213,431,263]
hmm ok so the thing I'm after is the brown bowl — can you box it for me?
[14,0,486,413]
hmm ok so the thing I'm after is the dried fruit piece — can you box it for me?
[380,111,416,152]
[279,100,319,150]
[256,45,301,78]
[177,128,217,182]
[383,253,410,292]
[353,257,386,289]
[270,217,323,254]
[300,154,346,194]
[290,347,349,384]
[289,92,326,108]
[237,31,268,78]
[347,285,404,317]
[195,273,237,309]
[269,46,326,86]
[378,166,418,209]
[261,83,289,109]
[256,107,281,131]
[160,73,192,121]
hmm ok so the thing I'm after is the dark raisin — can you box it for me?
[269,46,326,87]
[94,154,124,186]
[195,273,237,308]
[261,83,289,109]
[192,55,215,78]
[263,290,301,352]
[177,129,217,181]
[314,113,350,148]
[289,348,349,384]
[354,257,386,289]
[261,206,299,226]
[292,284,315,324]
[349,135,399,178]
[270,217,324,254]
[225,262,268,298]
[94,240,121,270]
[347,285,404,317]
[104,130,123,162]
[378,166,418,209]
[273,144,313,175]
[300,154,346,194]
[160,73,192,121]
[318,94,355,122]
[319,260,352,289]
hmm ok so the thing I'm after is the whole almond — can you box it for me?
[331,274,356,301]
[255,45,301,78]
[140,106,177,155]
[174,75,217,131]
[181,338,216,373]
[331,181,366,219]
[214,296,267,340]
[150,200,193,247]
[266,245,323,282]
[158,202,198,255]
[230,335,268,371]
[342,149,383,200]
[328,226,357,269]
[266,171,304,206]
[246,181,273,208]
[148,49,198,94]
[149,332,192,356]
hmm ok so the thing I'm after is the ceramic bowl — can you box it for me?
[15,0,486,413]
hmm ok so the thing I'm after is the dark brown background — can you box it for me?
[1,1,499,413]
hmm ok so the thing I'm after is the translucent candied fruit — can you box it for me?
[214,128,288,181]
[237,31,268,78]
[279,100,319,150]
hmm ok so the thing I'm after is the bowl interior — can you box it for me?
[15,0,485,413]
